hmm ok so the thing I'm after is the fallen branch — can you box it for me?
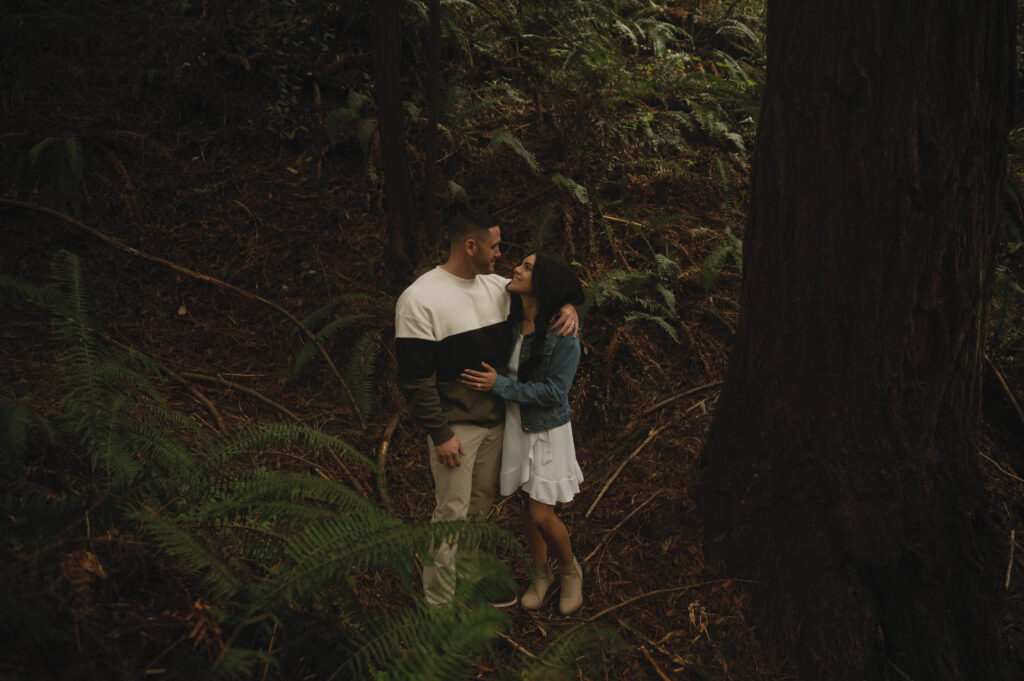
[376,412,401,513]
[99,330,228,432]
[583,580,736,624]
[180,371,301,422]
[978,451,1024,486]
[1006,529,1016,590]
[323,449,371,497]
[642,381,722,417]
[186,384,227,434]
[617,617,699,675]
[0,198,363,423]
[583,490,662,563]
[586,424,669,518]
[498,632,536,659]
[639,645,673,681]
[985,354,1024,428]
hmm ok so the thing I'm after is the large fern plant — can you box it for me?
[1,250,612,679]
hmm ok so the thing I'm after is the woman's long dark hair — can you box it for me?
[508,251,584,380]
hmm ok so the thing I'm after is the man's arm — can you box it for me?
[551,303,579,338]
[395,296,463,467]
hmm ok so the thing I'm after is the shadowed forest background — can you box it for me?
[2,1,1024,680]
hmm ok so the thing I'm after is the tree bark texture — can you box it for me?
[699,3,1015,680]
[423,0,442,245]
[373,0,415,271]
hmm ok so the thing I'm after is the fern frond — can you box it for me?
[447,179,467,202]
[260,519,519,608]
[28,136,58,166]
[344,329,380,420]
[520,625,625,681]
[197,470,372,519]
[208,422,375,472]
[550,173,589,204]
[294,294,373,336]
[624,312,680,343]
[489,129,540,173]
[342,600,510,681]
[0,273,57,309]
[653,253,682,278]
[212,647,277,680]
[701,228,743,291]
[0,398,56,473]
[291,312,371,375]
[357,117,378,156]
[127,421,207,492]
[65,136,84,179]
[133,511,250,601]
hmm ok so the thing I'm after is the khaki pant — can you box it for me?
[422,422,503,604]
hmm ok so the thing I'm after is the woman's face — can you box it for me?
[508,253,537,295]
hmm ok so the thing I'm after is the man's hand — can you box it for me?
[434,435,464,468]
[552,303,579,338]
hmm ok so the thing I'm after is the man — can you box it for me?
[394,210,577,605]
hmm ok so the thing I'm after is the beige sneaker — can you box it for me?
[558,558,583,615]
[520,562,554,610]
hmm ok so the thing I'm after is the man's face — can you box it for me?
[468,226,501,275]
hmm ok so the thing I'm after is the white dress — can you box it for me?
[499,334,584,504]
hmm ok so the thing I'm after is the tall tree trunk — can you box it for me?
[423,0,442,246]
[698,3,1015,680]
[373,0,415,272]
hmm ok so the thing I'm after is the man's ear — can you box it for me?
[464,238,477,255]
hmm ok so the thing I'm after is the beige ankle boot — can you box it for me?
[558,558,583,615]
[520,562,554,610]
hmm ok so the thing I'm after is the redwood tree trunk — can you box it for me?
[373,0,415,271]
[699,3,1015,680]
[423,0,442,246]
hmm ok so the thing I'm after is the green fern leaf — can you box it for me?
[291,312,371,375]
[550,173,589,204]
[489,129,540,173]
[133,511,250,600]
[344,328,380,420]
[625,312,680,343]
[65,136,84,179]
[28,137,57,166]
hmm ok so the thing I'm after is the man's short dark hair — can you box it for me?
[445,209,496,248]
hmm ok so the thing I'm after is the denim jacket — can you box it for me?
[491,322,580,432]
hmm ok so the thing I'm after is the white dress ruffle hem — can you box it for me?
[498,335,583,504]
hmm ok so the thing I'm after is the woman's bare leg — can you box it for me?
[522,497,549,563]
[527,498,574,567]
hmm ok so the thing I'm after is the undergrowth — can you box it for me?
[0,251,617,679]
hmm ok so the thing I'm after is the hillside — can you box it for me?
[2,2,1022,680]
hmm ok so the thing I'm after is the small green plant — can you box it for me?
[490,128,541,173]
[590,253,684,342]
[290,293,382,420]
[0,134,86,215]
[325,89,378,152]
[701,227,743,291]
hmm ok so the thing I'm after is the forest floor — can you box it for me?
[2,4,1023,680]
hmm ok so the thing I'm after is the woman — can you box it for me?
[461,251,586,615]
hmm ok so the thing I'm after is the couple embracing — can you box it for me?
[395,210,585,615]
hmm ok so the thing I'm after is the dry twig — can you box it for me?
[1007,529,1017,591]
[181,371,301,422]
[641,381,722,417]
[586,424,669,518]
[376,412,401,513]
[583,580,734,624]
[985,354,1024,428]
[639,645,674,681]
[583,490,663,563]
